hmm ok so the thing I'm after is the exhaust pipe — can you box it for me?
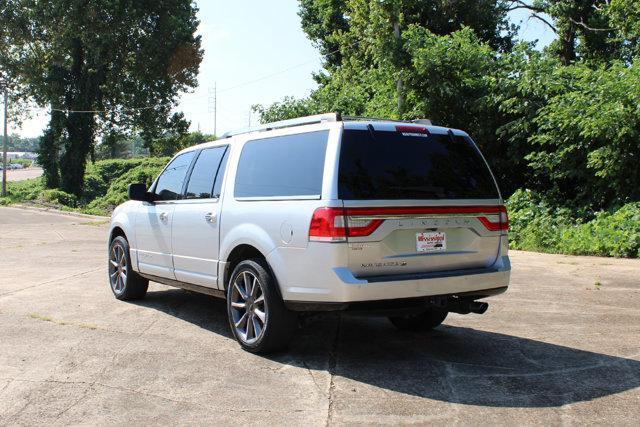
[468,301,488,314]
[447,300,489,315]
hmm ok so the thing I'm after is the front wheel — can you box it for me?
[108,236,148,300]
[226,259,297,353]
[389,308,448,331]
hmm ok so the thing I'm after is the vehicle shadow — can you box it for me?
[136,288,640,408]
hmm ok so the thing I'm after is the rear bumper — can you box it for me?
[269,242,511,304]
[285,285,507,312]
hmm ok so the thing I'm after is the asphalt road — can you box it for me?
[4,167,43,182]
[1,206,639,425]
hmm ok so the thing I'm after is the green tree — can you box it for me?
[263,0,515,121]
[6,134,39,152]
[252,96,321,124]
[505,1,638,63]
[0,0,202,196]
[526,60,640,208]
[149,129,216,158]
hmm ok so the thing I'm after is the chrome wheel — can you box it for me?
[230,271,267,344]
[109,243,127,295]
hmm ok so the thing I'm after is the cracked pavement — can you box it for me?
[1,206,639,425]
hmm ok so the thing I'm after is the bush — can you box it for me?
[82,157,168,202]
[39,189,78,207]
[5,177,44,203]
[555,203,640,258]
[2,157,168,215]
[84,159,168,215]
[507,189,640,258]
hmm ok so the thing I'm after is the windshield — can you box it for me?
[338,129,499,200]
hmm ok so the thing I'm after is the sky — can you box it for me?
[12,1,556,139]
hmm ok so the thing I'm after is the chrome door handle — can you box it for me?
[159,212,168,221]
[204,212,216,223]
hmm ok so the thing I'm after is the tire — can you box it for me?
[108,236,148,300]
[226,258,297,354]
[388,308,448,331]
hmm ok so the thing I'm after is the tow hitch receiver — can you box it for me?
[428,296,489,315]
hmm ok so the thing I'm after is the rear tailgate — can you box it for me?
[343,204,506,277]
[338,124,506,279]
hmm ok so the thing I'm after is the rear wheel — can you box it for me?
[226,259,297,354]
[388,308,448,331]
[108,236,148,300]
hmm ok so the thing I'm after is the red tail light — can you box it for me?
[477,206,509,232]
[395,125,429,135]
[309,205,508,242]
[309,208,347,242]
[309,207,384,242]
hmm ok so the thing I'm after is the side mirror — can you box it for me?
[128,183,153,202]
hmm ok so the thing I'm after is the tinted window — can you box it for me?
[154,151,195,201]
[338,129,499,200]
[185,146,227,199]
[235,131,329,198]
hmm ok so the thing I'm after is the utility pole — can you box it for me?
[213,82,217,137]
[1,81,8,197]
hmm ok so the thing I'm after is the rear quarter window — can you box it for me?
[234,130,329,198]
[338,129,499,200]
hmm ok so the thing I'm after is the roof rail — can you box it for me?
[220,113,433,138]
[221,113,341,138]
[342,115,404,123]
[343,116,433,126]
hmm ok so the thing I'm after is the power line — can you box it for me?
[217,57,321,94]
[13,40,352,120]
[50,105,158,114]
[37,54,324,114]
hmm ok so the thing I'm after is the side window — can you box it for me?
[212,148,229,198]
[234,130,329,198]
[154,151,196,201]
[185,146,228,199]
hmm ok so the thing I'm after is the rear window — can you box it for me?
[338,129,499,200]
[235,130,329,198]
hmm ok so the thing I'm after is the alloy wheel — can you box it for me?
[230,270,267,344]
[109,244,127,295]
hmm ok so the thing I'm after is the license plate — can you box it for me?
[416,231,446,252]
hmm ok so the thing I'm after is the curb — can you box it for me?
[8,204,110,221]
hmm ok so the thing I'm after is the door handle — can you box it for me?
[159,212,168,221]
[204,212,216,223]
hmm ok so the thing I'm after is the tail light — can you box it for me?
[309,205,509,242]
[308,207,383,242]
[395,125,429,136]
[477,206,509,232]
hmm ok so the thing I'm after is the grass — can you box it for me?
[28,313,99,330]
[78,220,110,226]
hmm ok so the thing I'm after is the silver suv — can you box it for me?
[108,113,511,353]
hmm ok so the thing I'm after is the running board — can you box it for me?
[138,273,226,299]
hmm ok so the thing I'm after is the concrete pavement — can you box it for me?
[0,206,639,425]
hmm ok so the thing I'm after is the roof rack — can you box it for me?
[343,116,432,126]
[221,113,433,138]
[221,113,341,138]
